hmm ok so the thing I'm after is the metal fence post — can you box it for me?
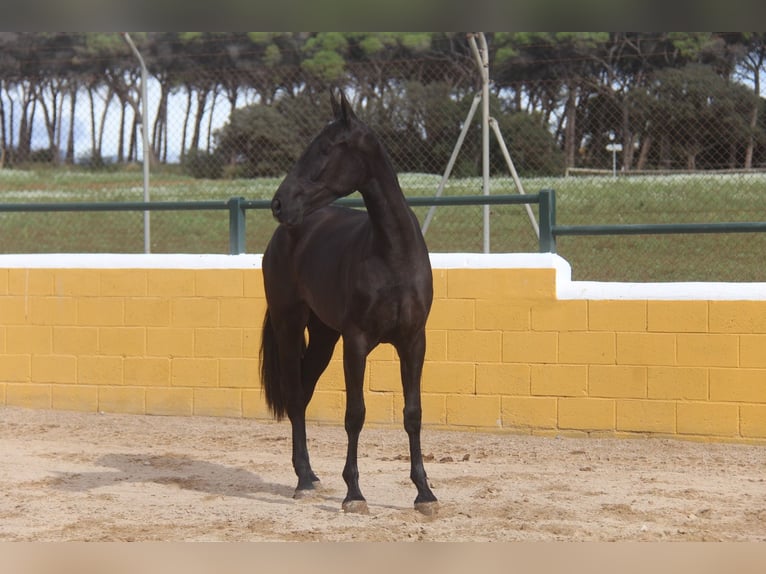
[538,189,556,253]
[228,197,246,254]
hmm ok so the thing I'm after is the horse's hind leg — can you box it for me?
[296,313,340,488]
[271,306,318,496]
[397,332,438,515]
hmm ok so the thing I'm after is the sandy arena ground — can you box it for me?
[0,406,764,542]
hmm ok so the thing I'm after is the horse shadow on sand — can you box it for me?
[50,453,299,506]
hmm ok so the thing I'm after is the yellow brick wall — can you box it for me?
[1,255,766,445]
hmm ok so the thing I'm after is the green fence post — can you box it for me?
[228,197,246,254]
[538,189,556,253]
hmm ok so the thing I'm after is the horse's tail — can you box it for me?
[260,310,288,421]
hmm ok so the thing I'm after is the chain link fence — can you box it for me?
[1,33,765,281]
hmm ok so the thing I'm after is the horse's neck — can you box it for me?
[359,172,423,256]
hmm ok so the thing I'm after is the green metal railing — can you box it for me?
[0,194,543,255]
[4,189,765,256]
[537,188,766,254]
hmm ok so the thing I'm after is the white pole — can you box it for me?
[123,33,151,254]
[469,33,491,253]
[421,92,482,235]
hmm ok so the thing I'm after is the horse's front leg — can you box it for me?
[340,333,369,514]
[398,332,439,515]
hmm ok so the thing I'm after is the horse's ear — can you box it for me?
[330,88,341,119]
[338,90,357,125]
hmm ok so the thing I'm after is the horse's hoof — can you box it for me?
[414,501,439,516]
[293,484,320,500]
[342,500,369,515]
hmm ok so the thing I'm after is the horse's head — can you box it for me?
[271,90,376,227]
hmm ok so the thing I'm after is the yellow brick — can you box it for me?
[588,365,647,398]
[146,387,193,416]
[219,358,260,388]
[125,298,171,326]
[172,358,219,387]
[193,388,242,417]
[531,364,587,397]
[709,301,766,333]
[709,369,766,403]
[446,394,502,428]
[368,344,395,362]
[243,328,262,358]
[558,398,615,431]
[676,334,738,367]
[318,359,346,391]
[448,268,555,300]
[740,335,766,368]
[195,269,243,297]
[741,405,766,438]
[0,354,30,382]
[99,327,145,356]
[98,386,146,414]
[6,383,51,408]
[32,355,77,384]
[475,300,530,331]
[0,269,7,294]
[677,402,739,437]
[365,392,394,424]
[30,297,77,325]
[447,330,502,362]
[99,269,146,296]
[503,331,557,364]
[616,333,675,366]
[427,299,474,330]
[476,363,530,395]
[422,362,475,394]
[393,393,447,426]
[194,328,243,358]
[648,301,708,333]
[146,327,194,357]
[424,330,447,362]
[242,389,271,419]
[6,325,52,354]
[588,300,646,332]
[559,331,615,364]
[147,270,195,297]
[124,358,170,386]
[78,299,124,326]
[501,396,557,429]
[243,270,266,298]
[0,327,5,351]
[219,298,265,328]
[172,298,219,327]
[54,270,100,296]
[53,326,98,355]
[9,269,55,295]
[616,400,676,434]
[0,297,27,324]
[532,300,587,331]
[0,382,5,404]
[370,361,400,392]
[431,269,447,299]
[52,385,99,412]
[647,367,708,400]
[78,356,123,385]
[305,390,344,422]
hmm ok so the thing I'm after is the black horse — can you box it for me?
[260,91,438,515]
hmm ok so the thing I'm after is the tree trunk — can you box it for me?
[563,83,577,169]
[66,88,77,164]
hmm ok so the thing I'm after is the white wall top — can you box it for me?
[1,252,765,301]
